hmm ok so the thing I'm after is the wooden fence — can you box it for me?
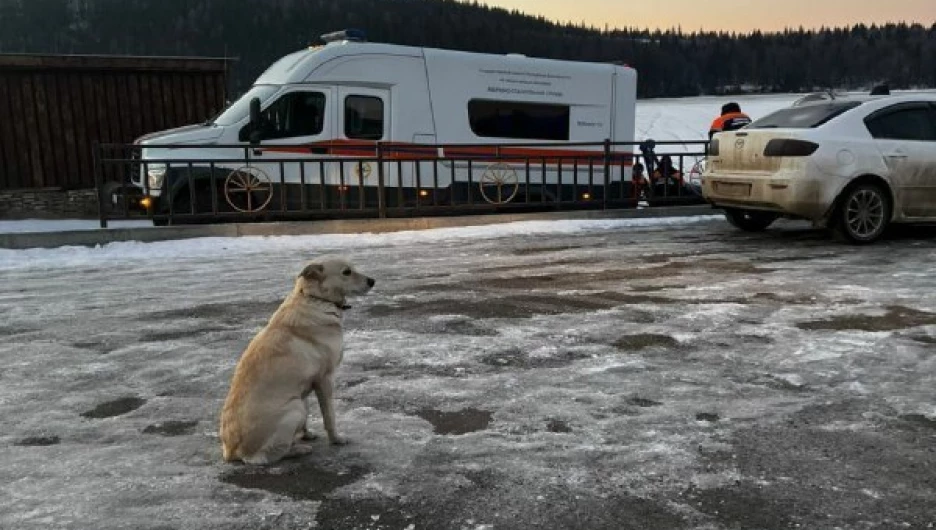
[0,54,229,191]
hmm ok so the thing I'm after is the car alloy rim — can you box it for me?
[845,189,884,238]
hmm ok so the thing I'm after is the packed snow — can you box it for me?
[0,216,723,272]
[0,219,150,234]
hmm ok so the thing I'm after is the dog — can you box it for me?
[220,256,374,465]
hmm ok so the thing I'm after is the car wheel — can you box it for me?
[724,208,779,232]
[834,183,890,244]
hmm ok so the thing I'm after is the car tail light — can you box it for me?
[708,138,719,156]
[764,139,819,157]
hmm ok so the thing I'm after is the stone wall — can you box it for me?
[0,188,99,219]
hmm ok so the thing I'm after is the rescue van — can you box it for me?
[132,30,637,215]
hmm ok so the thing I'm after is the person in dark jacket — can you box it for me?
[651,155,683,196]
[708,102,752,139]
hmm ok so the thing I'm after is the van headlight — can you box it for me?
[147,164,167,191]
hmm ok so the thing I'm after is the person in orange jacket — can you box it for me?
[708,102,752,139]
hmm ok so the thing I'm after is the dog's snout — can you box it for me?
[367,277,376,288]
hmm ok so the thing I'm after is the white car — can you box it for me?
[702,94,936,243]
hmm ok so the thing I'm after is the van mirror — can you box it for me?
[249,97,261,125]
[248,97,262,146]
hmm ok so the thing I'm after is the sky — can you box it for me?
[470,0,936,33]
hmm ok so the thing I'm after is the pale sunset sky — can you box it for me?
[470,0,936,32]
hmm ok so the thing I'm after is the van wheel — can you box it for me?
[833,183,890,244]
[167,187,213,224]
[724,208,779,232]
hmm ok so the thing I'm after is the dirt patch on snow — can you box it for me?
[797,305,936,332]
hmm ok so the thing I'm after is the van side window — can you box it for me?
[344,96,384,140]
[864,104,936,142]
[468,100,570,141]
[239,91,326,141]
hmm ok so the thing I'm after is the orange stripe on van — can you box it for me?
[260,140,634,166]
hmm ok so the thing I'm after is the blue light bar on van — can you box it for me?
[321,29,367,43]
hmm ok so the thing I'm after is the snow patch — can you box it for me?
[0,216,723,271]
[0,219,151,234]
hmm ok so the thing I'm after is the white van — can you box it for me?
[132,30,637,216]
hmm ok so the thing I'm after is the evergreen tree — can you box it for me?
[0,0,931,97]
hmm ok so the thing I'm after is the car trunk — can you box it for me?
[708,130,795,175]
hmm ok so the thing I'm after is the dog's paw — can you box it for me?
[328,435,349,446]
[301,431,319,442]
[288,443,317,458]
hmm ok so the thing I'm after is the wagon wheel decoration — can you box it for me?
[223,166,274,213]
[479,162,520,205]
[353,161,373,180]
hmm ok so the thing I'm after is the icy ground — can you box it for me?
[2,218,936,529]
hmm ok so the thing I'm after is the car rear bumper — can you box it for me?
[701,170,836,221]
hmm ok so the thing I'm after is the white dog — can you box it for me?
[220,256,374,465]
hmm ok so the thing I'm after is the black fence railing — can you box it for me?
[95,139,709,227]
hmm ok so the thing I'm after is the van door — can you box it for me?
[337,87,395,203]
[243,86,335,211]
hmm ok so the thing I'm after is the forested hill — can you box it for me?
[0,0,933,97]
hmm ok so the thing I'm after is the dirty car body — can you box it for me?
[702,94,936,243]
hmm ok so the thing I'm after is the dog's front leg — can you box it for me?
[315,375,347,445]
[298,397,319,441]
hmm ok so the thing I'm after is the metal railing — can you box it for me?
[95,139,709,227]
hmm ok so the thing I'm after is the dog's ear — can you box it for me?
[299,263,324,282]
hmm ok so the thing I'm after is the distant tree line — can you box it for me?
[0,0,933,98]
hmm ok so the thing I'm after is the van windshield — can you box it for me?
[211,85,280,126]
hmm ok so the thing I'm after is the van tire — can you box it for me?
[832,182,890,244]
[166,186,214,224]
[724,208,779,232]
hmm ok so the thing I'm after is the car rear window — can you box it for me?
[748,101,862,129]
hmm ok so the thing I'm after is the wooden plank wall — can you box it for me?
[0,55,229,190]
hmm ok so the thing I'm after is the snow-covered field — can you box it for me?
[636,92,800,143]
[2,217,935,529]
[636,89,936,148]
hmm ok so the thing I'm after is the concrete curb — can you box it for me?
[0,205,721,250]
